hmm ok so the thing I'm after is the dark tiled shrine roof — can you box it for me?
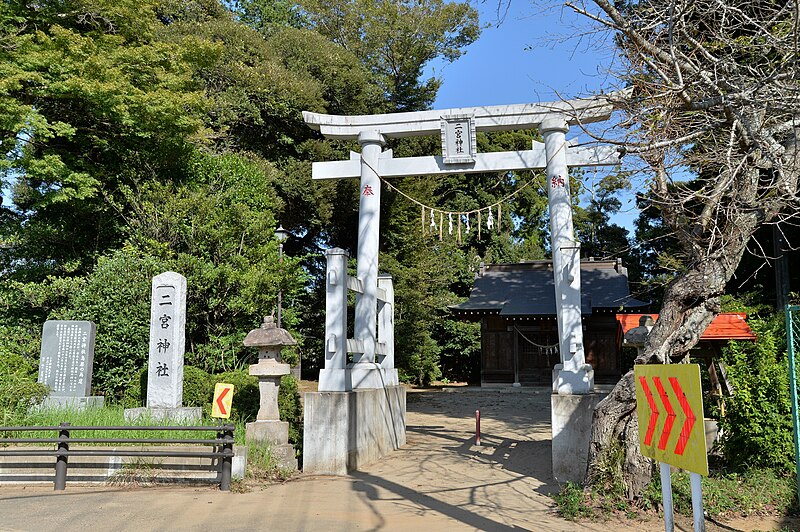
[449,260,649,317]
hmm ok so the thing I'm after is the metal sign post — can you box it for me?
[635,364,708,532]
[659,462,674,531]
[785,305,800,506]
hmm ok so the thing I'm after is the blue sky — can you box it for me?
[432,1,618,109]
[430,1,641,232]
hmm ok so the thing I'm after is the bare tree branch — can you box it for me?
[573,0,800,497]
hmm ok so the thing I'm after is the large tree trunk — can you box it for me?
[585,208,761,497]
[584,370,650,499]
[573,0,800,498]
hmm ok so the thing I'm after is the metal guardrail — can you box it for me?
[0,423,235,491]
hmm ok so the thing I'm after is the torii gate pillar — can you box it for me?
[303,95,626,480]
[542,118,594,394]
[354,130,386,366]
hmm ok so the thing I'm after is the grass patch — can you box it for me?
[0,404,248,445]
[107,457,162,487]
[232,439,297,491]
[245,439,295,482]
[552,482,597,520]
[554,468,796,522]
[645,469,796,518]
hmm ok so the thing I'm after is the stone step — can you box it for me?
[270,444,298,471]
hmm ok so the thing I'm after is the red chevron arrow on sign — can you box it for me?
[215,386,230,416]
[634,364,708,475]
[639,376,660,446]
[653,377,676,451]
[669,377,696,455]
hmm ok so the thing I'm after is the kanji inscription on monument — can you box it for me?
[38,320,96,397]
[147,271,187,408]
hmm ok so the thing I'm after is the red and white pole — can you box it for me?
[475,409,481,446]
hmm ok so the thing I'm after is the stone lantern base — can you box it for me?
[246,420,297,470]
[245,358,297,470]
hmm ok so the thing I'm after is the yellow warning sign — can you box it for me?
[634,364,708,476]
[212,382,234,419]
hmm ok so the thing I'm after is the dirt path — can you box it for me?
[0,387,795,531]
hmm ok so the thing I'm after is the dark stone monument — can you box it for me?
[38,320,104,409]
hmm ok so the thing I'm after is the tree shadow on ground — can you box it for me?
[350,470,528,531]
[364,389,563,529]
[406,424,558,493]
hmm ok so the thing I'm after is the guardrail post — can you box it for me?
[219,424,234,491]
[54,422,70,490]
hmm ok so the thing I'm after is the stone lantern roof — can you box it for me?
[243,316,297,348]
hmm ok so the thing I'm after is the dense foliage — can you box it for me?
[718,298,795,472]
[0,0,636,415]
[0,0,510,403]
[0,340,49,423]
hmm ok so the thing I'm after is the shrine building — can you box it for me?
[450,259,649,386]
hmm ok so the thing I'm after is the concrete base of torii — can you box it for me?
[302,385,406,475]
[552,364,595,395]
[319,363,399,392]
[551,364,598,484]
[550,391,607,484]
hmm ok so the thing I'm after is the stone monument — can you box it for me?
[243,316,297,470]
[125,271,200,422]
[38,320,104,409]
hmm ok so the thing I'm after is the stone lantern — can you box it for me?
[624,315,655,357]
[243,316,297,469]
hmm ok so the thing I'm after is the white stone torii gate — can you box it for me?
[304,95,620,395]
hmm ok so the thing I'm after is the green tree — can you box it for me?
[368,130,550,384]
[228,0,307,33]
[574,172,631,259]
[0,0,212,277]
[626,193,683,302]
[0,0,386,386]
[57,249,168,398]
[719,304,794,472]
[300,0,480,111]
[125,152,305,374]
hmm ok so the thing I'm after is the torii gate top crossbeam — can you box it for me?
[303,93,621,140]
